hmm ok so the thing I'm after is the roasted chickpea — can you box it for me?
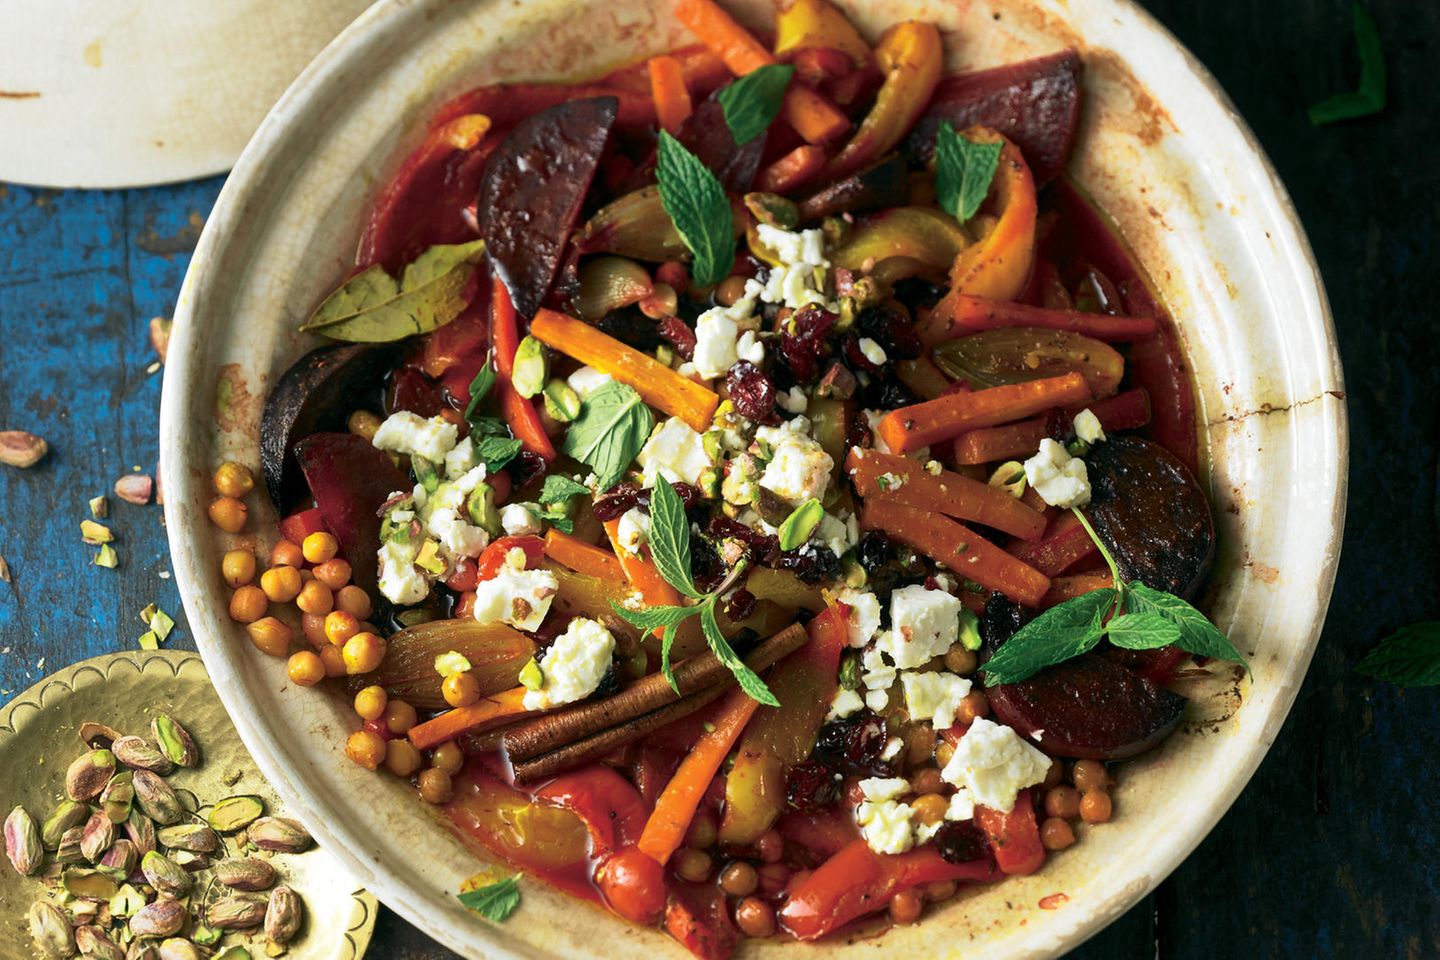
[244,616,291,657]
[324,610,360,646]
[300,613,328,647]
[955,690,990,725]
[452,591,477,622]
[734,897,776,939]
[259,565,302,603]
[346,729,386,770]
[441,671,481,708]
[318,644,347,678]
[270,539,305,568]
[417,768,453,804]
[924,879,957,902]
[287,650,325,686]
[213,461,255,498]
[384,739,423,778]
[1079,791,1112,824]
[944,645,978,675]
[228,586,268,624]
[313,558,352,590]
[207,496,247,533]
[1071,759,1108,794]
[343,632,386,675]
[912,793,949,826]
[715,275,750,307]
[935,741,956,769]
[301,531,339,565]
[756,862,790,897]
[431,741,464,776]
[904,723,937,767]
[673,848,712,883]
[911,767,945,796]
[221,549,256,588]
[719,861,758,898]
[296,579,334,616]
[335,585,374,620]
[685,812,717,850]
[1042,760,1065,790]
[353,685,388,722]
[1040,817,1076,850]
[754,829,784,864]
[1044,786,1082,820]
[347,409,382,442]
[384,699,418,736]
[888,889,924,925]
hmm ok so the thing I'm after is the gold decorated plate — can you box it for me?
[0,650,376,958]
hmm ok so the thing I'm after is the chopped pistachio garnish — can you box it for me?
[94,544,118,569]
[434,651,473,678]
[89,496,108,519]
[80,520,113,544]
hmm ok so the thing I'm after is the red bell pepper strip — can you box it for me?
[1007,510,1099,578]
[779,839,999,940]
[490,283,557,460]
[535,765,649,855]
[974,790,1046,876]
[474,535,546,581]
[666,881,738,960]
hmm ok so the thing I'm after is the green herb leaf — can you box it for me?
[301,239,486,342]
[647,478,703,599]
[935,122,1003,223]
[655,132,735,285]
[609,600,700,695]
[776,497,824,551]
[458,874,521,922]
[1355,623,1440,687]
[463,358,497,428]
[468,415,510,437]
[981,588,1117,685]
[1105,611,1182,650]
[1309,3,1386,125]
[700,601,778,706]
[474,436,523,472]
[538,475,590,504]
[1126,582,1248,667]
[561,381,654,490]
[717,64,795,145]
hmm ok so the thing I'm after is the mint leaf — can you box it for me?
[561,381,653,490]
[656,132,735,285]
[981,588,1117,685]
[1127,582,1247,668]
[474,436,523,472]
[1355,623,1440,686]
[538,475,589,504]
[647,477,703,599]
[1309,4,1386,125]
[717,64,794,145]
[458,874,521,922]
[1105,611,1182,650]
[700,601,777,706]
[468,415,509,437]
[935,123,1003,223]
[610,600,699,695]
[463,358,496,427]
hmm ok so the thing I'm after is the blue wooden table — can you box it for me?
[2,1,1435,956]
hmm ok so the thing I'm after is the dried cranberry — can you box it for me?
[658,315,697,360]
[724,588,756,622]
[861,376,919,411]
[814,712,892,776]
[593,483,642,521]
[846,409,874,451]
[690,536,726,593]
[855,531,892,573]
[841,336,881,374]
[670,482,700,508]
[775,544,842,585]
[933,820,992,865]
[504,451,548,490]
[594,661,623,699]
[856,304,922,360]
[708,516,780,566]
[599,305,665,352]
[725,361,776,422]
[779,304,837,382]
[1042,406,1071,443]
[786,761,843,811]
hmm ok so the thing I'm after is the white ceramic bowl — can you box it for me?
[161,0,1347,956]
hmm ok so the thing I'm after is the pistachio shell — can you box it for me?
[151,716,199,768]
[157,942,202,960]
[206,895,267,930]
[75,925,125,960]
[100,771,134,823]
[66,750,117,801]
[206,795,264,833]
[211,857,277,891]
[43,799,91,849]
[62,866,121,900]
[245,816,311,853]
[140,851,191,896]
[78,721,124,750]
[129,897,187,938]
[80,811,115,863]
[155,823,218,853]
[126,942,161,960]
[99,838,137,875]
[112,737,174,775]
[5,805,42,876]
[264,884,304,944]
[131,770,183,825]
[56,826,85,864]
[124,807,156,855]
[29,900,77,959]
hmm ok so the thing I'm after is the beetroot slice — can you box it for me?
[477,96,618,319]
[677,93,766,192]
[986,653,1186,760]
[905,50,1082,185]
[294,432,409,592]
[260,344,398,511]
[797,153,908,222]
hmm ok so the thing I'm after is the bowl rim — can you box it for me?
[160,0,1347,956]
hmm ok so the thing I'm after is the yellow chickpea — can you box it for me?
[213,461,255,498]
[345,729,386,770]
[417,768,453,804]
[431,742,464,776]
[347,409,382,442]
[312,558,352,590]
[384,700,418,736]
[300,613,328,647]
[302,532,339,565]
[335,585,373,621]
[259,566,302,604]
[270,539,304,568]
[342,632,386,675]
[296,579,334,616]
[221,549,256,588]
[384,739,423,778]
[245,616,292,657]
[354,685,389,721]
[441,671,481,708]
[228,586,268,624]
[324,610,360,646]
[208,497,247,533]
[287,650,325,686]
[318,644,347,678]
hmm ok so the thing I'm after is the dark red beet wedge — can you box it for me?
[478,96,618,319]
[986,653,1186,760]
[797,153,908,222]
[294,432,409,592]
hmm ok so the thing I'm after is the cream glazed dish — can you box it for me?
[159,0,1346,957]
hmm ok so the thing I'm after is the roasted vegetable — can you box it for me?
[931,327,1124,397]
[830,206,969,279]
[945,128,1037,302]
[677,92,766,192]
[362,620,536,709]
[293,432,408,591]
[796,153,908,222]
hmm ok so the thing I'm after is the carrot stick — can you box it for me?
[756,144,828,194]
[647,55,694,134]
[530,309,720,431]
[860,499,1050,607]
[674,0,850,145]
[846,447,1046,541]
[603,518,684,610]
[491,284,558,460]
[876,372,1092,454]
[1040,573,1114,609]
[924,293,1158,343]
[638,685,760,864]
[408,686,533,752]
[1007,510,1098,577]
[952,388,1152,465]
[544,528,626,581]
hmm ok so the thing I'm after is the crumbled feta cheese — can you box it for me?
[371,411,459,464]
[864,688,890,712]
[836,588,881,647]
[828,686,865,720]
[568,365,615,400]
[757,223,828,267]
[500,502,541,536]
[693,311,741,380]
[940,717,1053,813]
[858,777,911,802]
[444,437,481,479]
[377,537,427,606]
[879,585,964,669]
[419,465,491,562]
[736,330,766,365]
[1024,438,1092,508]
[946,789,976,822]
[901,671,973,729]
[861,645,897,690]
[756,423,833,505]
[522,617,617,711]
[924,460,943,476]
[875,471,904,492]
[1073,408,1106,445]
[616,507,651,554]
[857,798,914,855]
[638,417,714,488]
[472,548,559,632]
[755,224,833,311]
[881,736,904,761]
[776,386,809,414]
[858,338,888,366]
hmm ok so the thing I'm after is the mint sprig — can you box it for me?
[534,474,590,534]
[1309,4,1386,126]
[609,477,777,705]
[982,507,1247,685]
[935,121,1003,223]
[1355,623,1440,687]
[717,64,794,145]
[560,380,653,490]
[458,874,521,922]
[655,132,735,285]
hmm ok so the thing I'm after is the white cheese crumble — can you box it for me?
[418,465,492,563]
[616,507,651,554]
[776,386,809,414]
[522,617,617,711]
[858,338,888,366]
[444,436,480,479]
[861,645,896,691]
[755,223,833,312]
[736,330,766,365]
[901,671,973,730]
[1073,408,1106,444]
[756,421,833,505]
[878,585,964,669]
[371,411,459,464]
[864,688,890,712]
[377,536,427,606]
[836,587,881,648]
[567,365,615,400]
[940,717,1053,813]
[856,776,915,855]
[500,502,542,536]
[692,279,764,379]
[472,547,559,632]
[881,736,904,761]
[638,417,714,488]
[858,777,911,802]
[1024,438,1092,508]
[828,686,865,720]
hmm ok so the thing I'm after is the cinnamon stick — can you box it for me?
[503,622,808,763]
